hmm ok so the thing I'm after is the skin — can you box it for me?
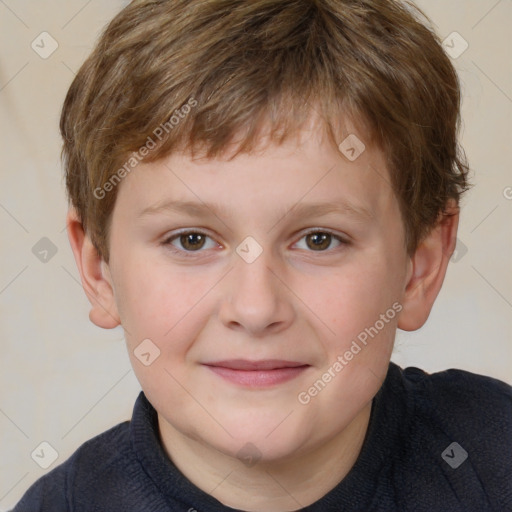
[67,119,458,511]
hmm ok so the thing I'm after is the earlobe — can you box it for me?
[398,201,459,331]
[66,209,121,329]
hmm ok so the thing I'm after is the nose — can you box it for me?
[217,247,295,337]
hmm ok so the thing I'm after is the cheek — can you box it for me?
[320,262,396,321]
[112,256,188,338]
[305,253,402,357]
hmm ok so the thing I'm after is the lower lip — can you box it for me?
[205,365,309,387]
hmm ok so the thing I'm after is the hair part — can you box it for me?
[60,0,470,262]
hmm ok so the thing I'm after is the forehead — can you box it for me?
[113,123,398,231]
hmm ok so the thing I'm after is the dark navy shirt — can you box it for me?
[12,362,512,511]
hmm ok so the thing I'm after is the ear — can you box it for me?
[66,208,121,329]
[398,200,459,331]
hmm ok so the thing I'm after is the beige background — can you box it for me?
[0,0,511,508]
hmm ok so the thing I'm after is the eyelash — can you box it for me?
[161,229,350,258]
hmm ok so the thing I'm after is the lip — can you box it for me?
[203,359,310,387]
[205,359,307,370]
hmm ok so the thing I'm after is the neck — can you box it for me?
[157,401,372,511]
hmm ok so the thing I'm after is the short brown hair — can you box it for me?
[60,0,470,262]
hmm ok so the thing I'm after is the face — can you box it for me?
[105,122,410,463]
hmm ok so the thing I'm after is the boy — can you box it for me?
[13,0,512,510]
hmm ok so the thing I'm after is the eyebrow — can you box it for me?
[138,199,374,224]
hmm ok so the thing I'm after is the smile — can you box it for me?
[202,360,310,388]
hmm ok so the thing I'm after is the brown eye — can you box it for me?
[294,230,347,253]
[163,230,217,255]
[305,232,332,251]
[179,233,206,251]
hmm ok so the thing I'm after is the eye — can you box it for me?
[162,230,218,255]
[162,228,349,257]
[294,230,347,252]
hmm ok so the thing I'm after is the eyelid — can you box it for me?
[163,227,216,242]
[162,228,222,247]
[162,228,221,256]
[295,227,350,243]
[292,228,350,252]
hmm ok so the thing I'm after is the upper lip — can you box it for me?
[203,359,309,371]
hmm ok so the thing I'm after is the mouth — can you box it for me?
[202,359,310,387]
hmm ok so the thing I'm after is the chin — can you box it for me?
[220,427,310,464]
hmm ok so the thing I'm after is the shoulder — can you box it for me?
[387,363,512,511]
[12,420,130,511]
[394,363,512,454]
[398,364,512,431]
